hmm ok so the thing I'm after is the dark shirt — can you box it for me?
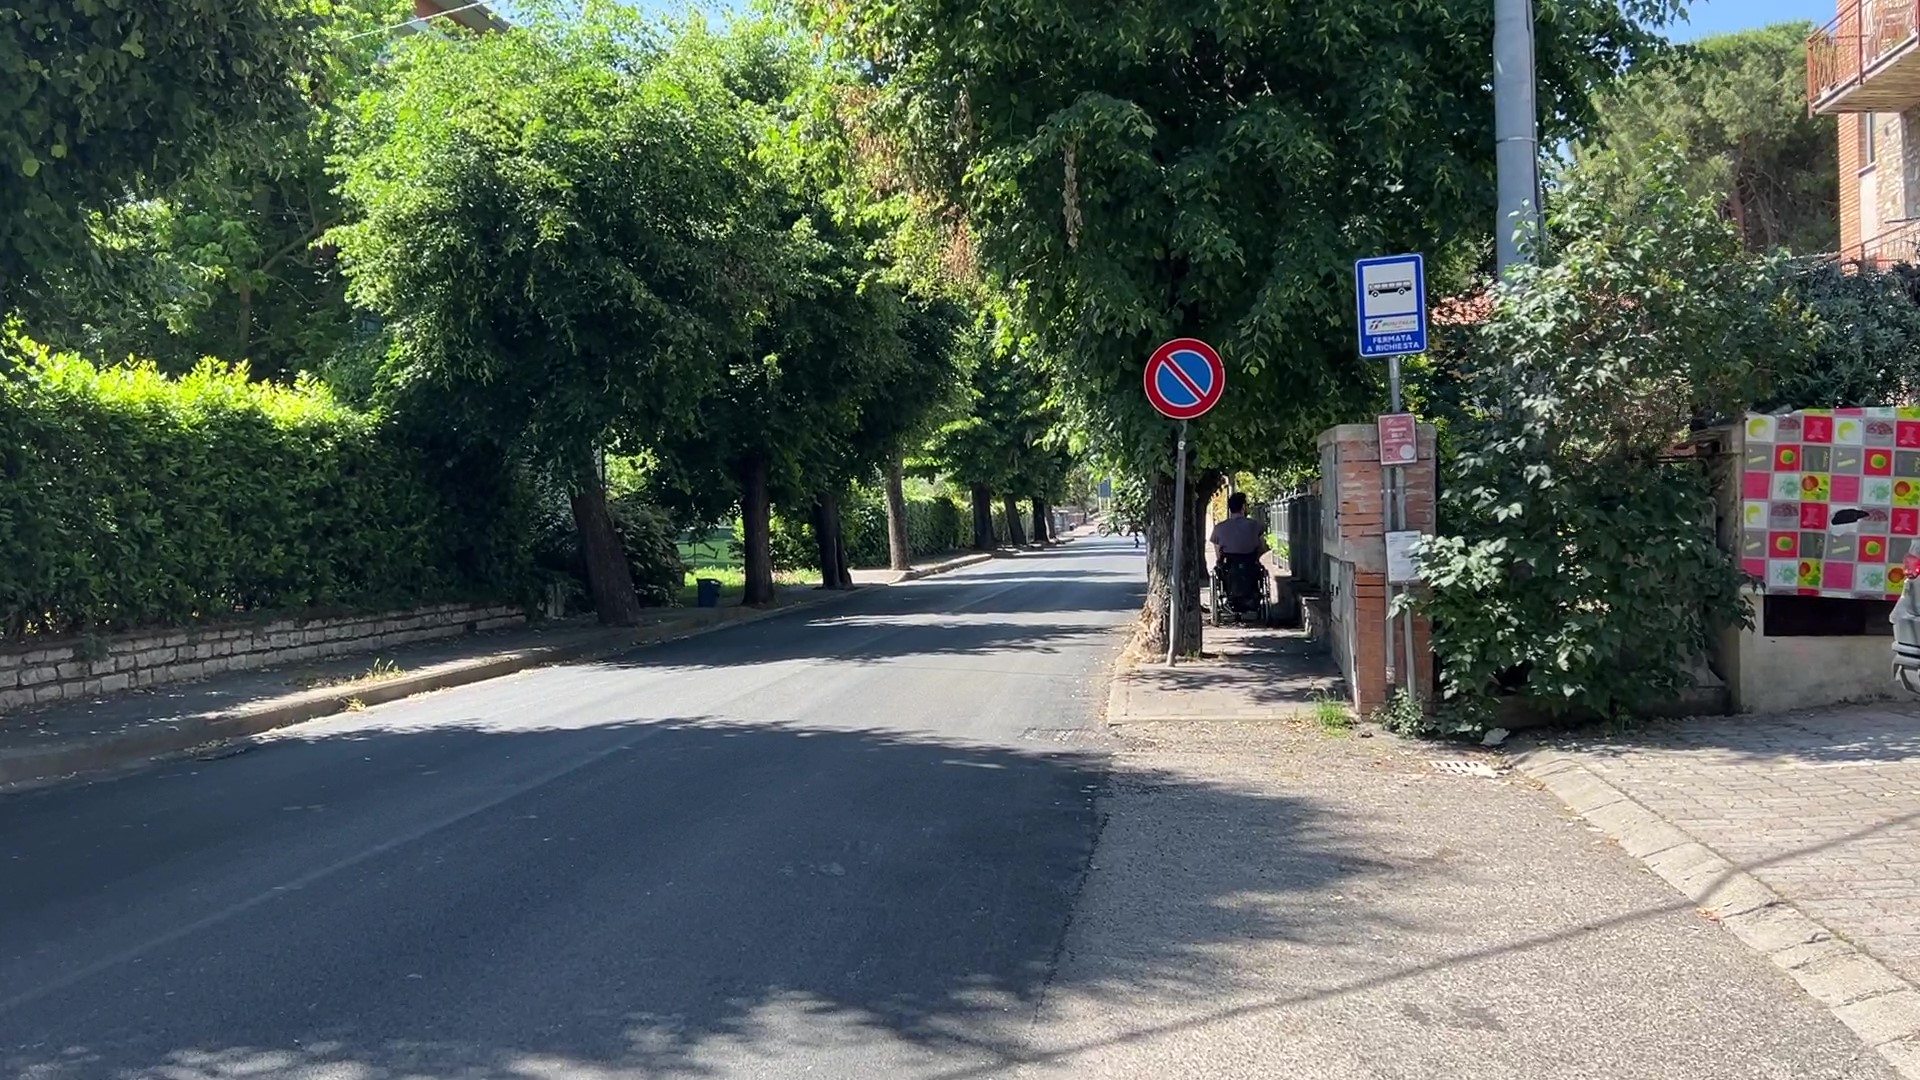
[1210,514,1266,556]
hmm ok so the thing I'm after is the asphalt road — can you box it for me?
[0,540,1143,1080]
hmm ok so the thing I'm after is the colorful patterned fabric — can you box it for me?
[1740,408,1920,598]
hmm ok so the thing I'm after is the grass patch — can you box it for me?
[296,656,406,692]
[677,528,736,571]
[1311,693,1354,735]
[677,566,818,607]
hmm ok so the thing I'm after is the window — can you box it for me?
[1763,595,1894,637]
[1864,113,1880,169]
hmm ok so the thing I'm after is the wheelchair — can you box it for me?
[1208,554,1270,627]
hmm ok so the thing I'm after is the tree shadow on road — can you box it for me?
[600,570,1148,670]
[933,568,1136,583]
[0,716,1403,1079]
[1113,626,1342,714]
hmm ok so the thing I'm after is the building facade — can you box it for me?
[1810,2,1920,263]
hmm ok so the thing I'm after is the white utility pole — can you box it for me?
[1494,0,1541,274]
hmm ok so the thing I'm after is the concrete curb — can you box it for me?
[3,550,1005,791]
[1515,748,1920,1077]
[899,553,995,580]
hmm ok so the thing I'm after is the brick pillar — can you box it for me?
[1317,423,1437,715]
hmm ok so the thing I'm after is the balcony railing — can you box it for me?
[1840,219,1920,268]
[1809,0,1920,113]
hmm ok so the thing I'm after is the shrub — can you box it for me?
[531,488,686,608]
[609,496,688,604]
[0,336,531,639]
[1408,152,1799,729]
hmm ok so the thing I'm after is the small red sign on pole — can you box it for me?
[1378,412,1417,465]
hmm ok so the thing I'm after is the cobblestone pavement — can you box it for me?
[1528,706,1920,988]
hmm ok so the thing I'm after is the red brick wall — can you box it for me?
[1318,423,1437,715]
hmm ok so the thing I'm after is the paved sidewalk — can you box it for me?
[1015,715,1895,1079]
[1105,624,1341,725]
[1519,705,1920,1077]
[0,550,1003,789]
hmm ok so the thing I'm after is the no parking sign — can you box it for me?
[1143,338,1224,421]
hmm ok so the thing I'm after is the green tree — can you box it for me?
[19,2,398,382]
[774,37,980,574]
[331,3,761,625]
[646,19,972,602]
[808,0,1680,655]
[922,329,1060,550]
[1410,154,1811,729]
[1,0,320,307]
[1571,23,1838,254]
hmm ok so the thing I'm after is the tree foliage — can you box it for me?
[1571,23,1837,255]
[1,0,321,304]
[923,329,1057,496]
[807,0,1680,651]
[17,2,399,383]
[640,19,974,599]
[331,2,765,622]
[1762,263,1920,411]
[1410,154,1812,729]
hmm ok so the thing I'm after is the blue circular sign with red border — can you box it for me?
[1144,338,1225,421]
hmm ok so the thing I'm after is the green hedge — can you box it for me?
[0,338,531,639]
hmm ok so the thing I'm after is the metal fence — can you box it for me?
[1272,490,1324,596]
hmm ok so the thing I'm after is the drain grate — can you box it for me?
[1429,759,1504,779]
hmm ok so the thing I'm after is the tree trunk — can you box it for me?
[1004,495,1027,546]
[1031,497,1050,544]
[812,490,853,590]
[740,454,775,606]
[234,281,253,361]
[884,455,913,571]
[970,484,996,551]
[1137,460,1221,659]
[569,452,643,627]
[833,511,853,589]
[811,495,837,589]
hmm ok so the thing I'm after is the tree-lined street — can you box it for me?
[0,543,1135,1078]
[0,540,1899,1079]
[16,0,1920,1074]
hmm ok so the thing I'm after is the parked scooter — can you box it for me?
[1893,553,1920,693]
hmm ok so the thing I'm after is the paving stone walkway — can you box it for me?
[1030,712,1897,1079]
[1527,707,1920,989]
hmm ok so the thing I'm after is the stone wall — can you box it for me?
[0,602,525,713]
[1318,423,1437,715]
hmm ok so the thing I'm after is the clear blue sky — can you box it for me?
[493,0,1834,39]
[1670,0,1834,39]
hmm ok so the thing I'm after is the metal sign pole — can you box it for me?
[1384,357,1401,688]
[1358,254,1427,707]
[1383,356,1419,701]
[1393,357,1416,699]
[1167,421,1190,667]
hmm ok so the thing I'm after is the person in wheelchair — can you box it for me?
[1208,493,1269,613]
